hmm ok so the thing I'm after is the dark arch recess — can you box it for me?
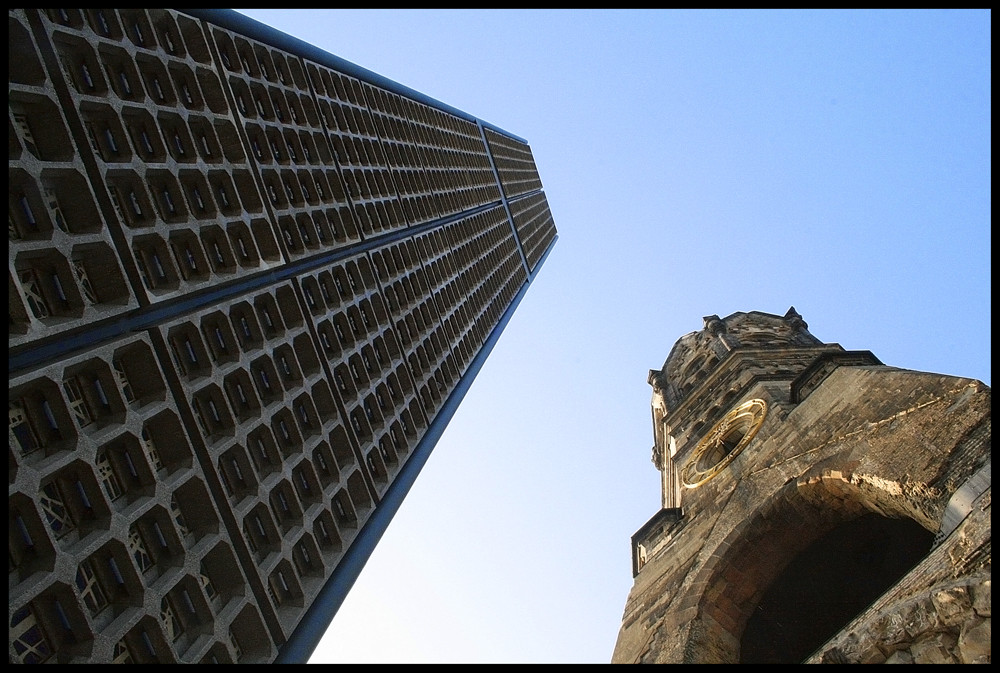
[681,475,937,664]
[740,513,933,663]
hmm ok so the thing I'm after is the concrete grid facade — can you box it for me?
[9,8,557,664]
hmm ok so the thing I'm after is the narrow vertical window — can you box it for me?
[200,563,217,601]
[211,241,224,266]
[236,235,250,261]
[119,70,133,96]
[41,399,60,435]
[64,377,93,428]
[170,496,189,537]
[163,188,177,216]
[20,269,50,319]
[128,190,143,218]
[40,482,73,536]
[183,338,198,366]
[75,261,98,304]
[10,606,52,664]
[316,451,330,475]
[132,22,146,46]
[151,76,165,102]
[96,451,123,501]
[229,628,242,661]
[160,598,182,642]
[214,326,227,354]
[141,426,163,472]
[76,559,108,615]
[10,401,40,456]
[14,112,38,155]
[80,61,95,90]
[94,10,110,35]
[318,519,332,545]
[192,185,206,212]
[113,640,132,664]
[150,250,167,281]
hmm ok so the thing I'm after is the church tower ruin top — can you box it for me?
[615,307,990,664]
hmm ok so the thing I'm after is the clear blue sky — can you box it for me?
[236,9,991,664]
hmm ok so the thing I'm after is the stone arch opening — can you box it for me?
[684,473,937,664]
[739,512,932,663]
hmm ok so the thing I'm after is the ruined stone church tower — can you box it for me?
[612,308,990,664]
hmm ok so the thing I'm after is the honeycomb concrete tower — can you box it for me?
[9,8,557,664]
[612,308,990,664]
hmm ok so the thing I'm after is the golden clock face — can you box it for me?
[682,398,767,488]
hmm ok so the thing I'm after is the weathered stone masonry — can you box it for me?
[612,308,990,664]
